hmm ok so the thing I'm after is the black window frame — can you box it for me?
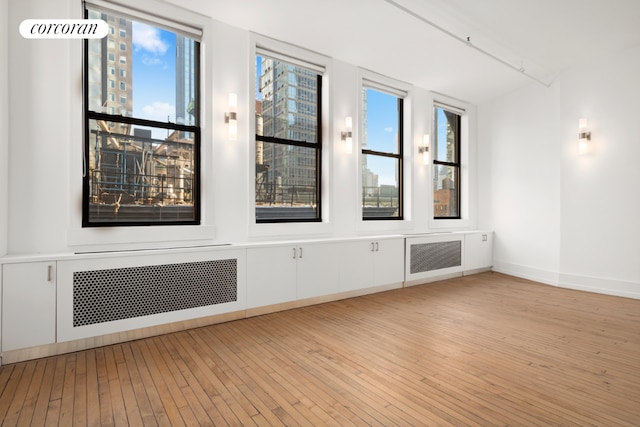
[254,53,323,224]
[433,106,461,220]
[361,90,404,221]
[82,7,201,227]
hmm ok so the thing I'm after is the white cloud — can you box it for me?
[384,126,393,133]
[141,56,163,66]
[142,102,175,122]
[132,22,168,55]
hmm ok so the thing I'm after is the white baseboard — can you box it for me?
[559,273,640,300]
[492,261,560,286]
[493,260,640,300]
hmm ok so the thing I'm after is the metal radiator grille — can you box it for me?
[73,259,237,327]
[410,241,461,274]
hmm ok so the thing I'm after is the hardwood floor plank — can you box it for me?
[120,344,158,427]
[0,272,639,426]
[30,358,57,427]
[113,344,145,427]
[15,359,46,426]
[2,361,35,425]
[83,350,102,427]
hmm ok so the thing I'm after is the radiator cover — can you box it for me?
[410,241,461,274]
[73,259,237,327]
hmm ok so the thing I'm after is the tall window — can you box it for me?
[255,52,322,222]
[83,6,200,226]
[433,106,461,219]
[361,86,403,220]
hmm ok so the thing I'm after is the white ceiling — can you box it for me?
[169,0,640,104]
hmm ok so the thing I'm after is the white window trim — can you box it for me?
[68,0,214,250]
[248,34,334,239]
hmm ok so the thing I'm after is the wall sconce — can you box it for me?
[225,93,238,140]
[578,118,590,154]
[341,116,353,154]
[418,134,430,165]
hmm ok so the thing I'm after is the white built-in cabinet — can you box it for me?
[2,261,56,352]
[337,238,405,292]
[246,237,405,309]
[246,242,342,308]
[464,231,494,273]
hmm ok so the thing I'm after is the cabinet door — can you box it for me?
[464,232,493,271]
[2,262,56,351]
[338,241,375,292]
[372,238,405,286]
[296,243,341,299]
[246,246,297,308]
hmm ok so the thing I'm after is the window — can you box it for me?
[361,86,403,220]
[255,52,322,222]
[433,106,461,219]
[84,6,201,226]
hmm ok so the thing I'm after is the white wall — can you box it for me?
[478,83,562,284]
[558,46,640,297]
[8,0,73,254]
[1,0,9,256]
[4,0,478,256]
[479,45,640,298]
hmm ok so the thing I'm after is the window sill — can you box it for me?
[67,225,216,252]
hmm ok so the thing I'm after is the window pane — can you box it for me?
[255,142,318,221]
[256,55,318,143]
[362,88,400,154]
[87,10,198,126]
[433,107,459,163]
[362,154,400,218]
[433,164,459,218]
[87,119,197,223]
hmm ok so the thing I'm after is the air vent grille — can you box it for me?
[73,259,237,327]
[410,241,461,274]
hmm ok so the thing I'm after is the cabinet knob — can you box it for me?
[47,265,53,282]
[293,247,297,259]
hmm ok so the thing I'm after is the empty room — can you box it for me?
[1,0,639,425]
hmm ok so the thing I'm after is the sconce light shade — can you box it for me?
[226,93,238,141]
[341,116,353,154]
[419,134,430,165]
[578,118,590,155]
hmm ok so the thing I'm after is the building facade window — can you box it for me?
[433,106,461,219]
[361,86,403,220]
[254,52,323,222]
[84,5,201,226]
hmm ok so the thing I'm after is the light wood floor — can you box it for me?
[1,272,639,426]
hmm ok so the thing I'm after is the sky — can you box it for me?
[363,88,400,186]
[131,21,176,134]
